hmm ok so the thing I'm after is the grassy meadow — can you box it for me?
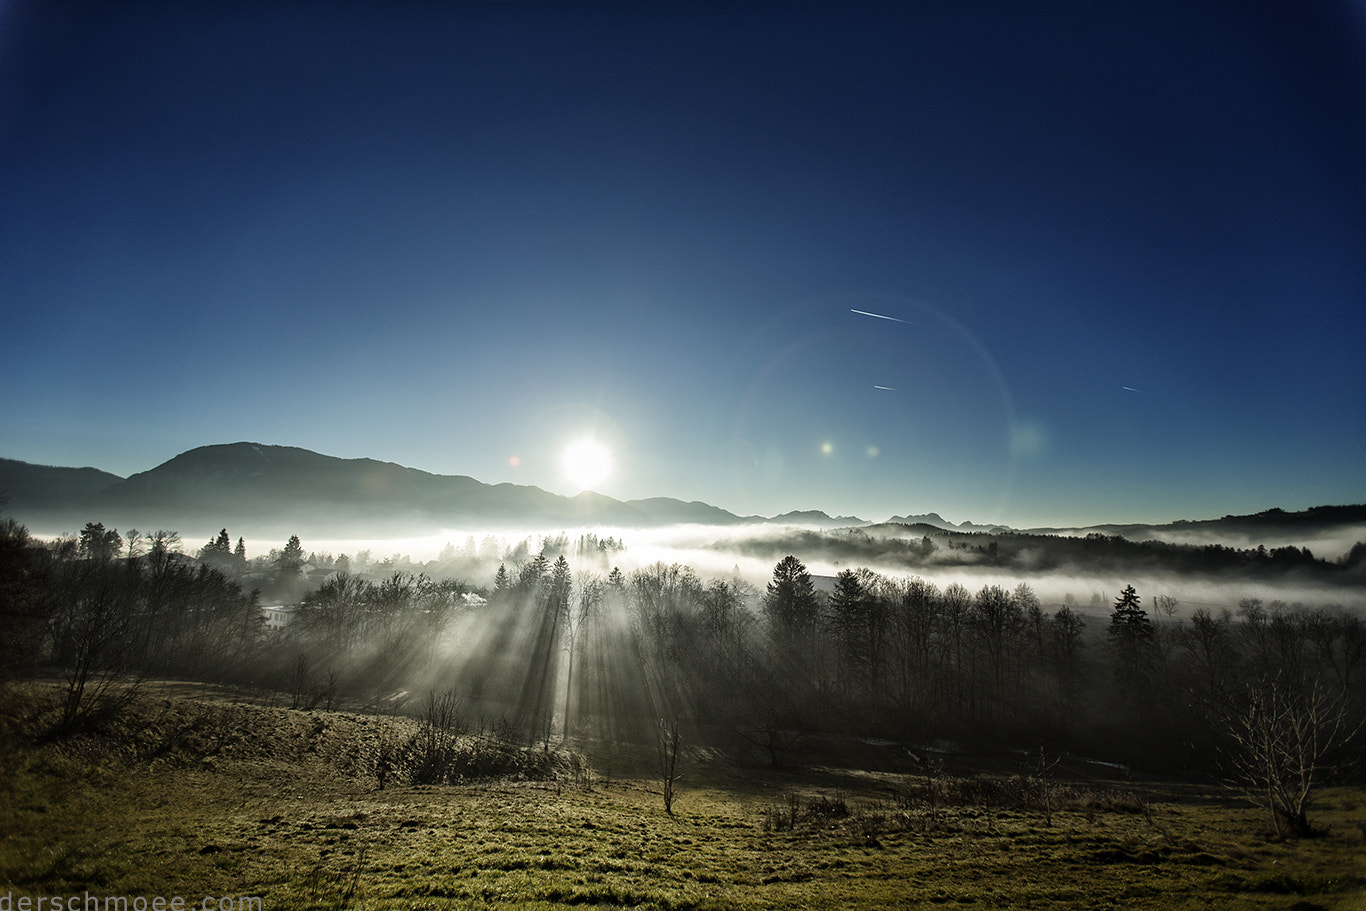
[2,680,1363,910]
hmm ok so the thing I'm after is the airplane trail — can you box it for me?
[874,385,896,391]
[1122,386,1142,392]
[851,308,910,323]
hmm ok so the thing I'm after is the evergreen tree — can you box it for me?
[828,569,869,696]
[78,523,122,562]
[1108,584,1153,689]
[518,553,549,592]
[763,555,820,641]
[199,528,233,563]
[548,554,572,615]
[1109,585,1150,636]
[278,535,305,576]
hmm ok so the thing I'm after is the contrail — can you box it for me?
[851,308,910,323]
[1122,386,1142,392]
[874,385,897,391]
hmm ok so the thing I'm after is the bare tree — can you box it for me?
[1214,675,1361,837]
[657,716,683,815]
[55,561,142,727]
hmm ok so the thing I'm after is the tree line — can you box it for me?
[723,524,1366,583]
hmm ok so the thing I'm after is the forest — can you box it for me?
[2,514,1363,838]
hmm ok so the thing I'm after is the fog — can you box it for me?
[271,521,1365,615]
[20,510,1365,782]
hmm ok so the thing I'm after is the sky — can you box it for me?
[1,1,1363,529]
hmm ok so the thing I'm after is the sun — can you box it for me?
[561,438,613,491]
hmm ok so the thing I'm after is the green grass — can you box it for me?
[2,681,1364,910]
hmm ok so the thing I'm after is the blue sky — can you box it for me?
[2,1,1363,528]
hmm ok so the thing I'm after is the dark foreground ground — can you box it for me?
[2,680,1363,910]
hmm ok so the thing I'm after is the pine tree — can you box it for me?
[1108,584,1153,688]
[1109,585,1150,636]
[764,555,819,640]
[278,535,305,576]
[548,555,572,616]
[828,569,869,696]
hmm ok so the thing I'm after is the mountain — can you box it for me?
[767,509,870,528]
[624,497,762,526]
[0,458,124,517]
[1026,505,1366,544]
[2,443,866,536]
[886,511,1011,533]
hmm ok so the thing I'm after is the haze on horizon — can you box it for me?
[1,2,1363,529]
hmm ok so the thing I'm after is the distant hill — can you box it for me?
[0,458,124,517]
[887,511,1011,533]
[5,443,1361,554]
[2,442,863,536]
[724,517,1366,589]
[768,509,870,528]
[1026,505,1366,548]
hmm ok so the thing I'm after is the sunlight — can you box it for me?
[561,438,612,491]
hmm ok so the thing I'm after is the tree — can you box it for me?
[763,556,819,642]
[1108,585,1153,688]
[518,553,549,592]
[0,519,55,677]
[1051,605,1086,695]
[828,569,870,698]
[548,555,573,619]
[147,530,181,561]
[888,576,935,714]
[51,553,141,727]
[657,716,683,815]
[199,528,237,572]
[563,574,602,736]
[278,535,305,576]
[78,522,122,562]
[1017,582,1045,669]
[971,584,1025,695]
[1214,675,1361,837]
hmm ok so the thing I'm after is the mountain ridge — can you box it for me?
[3,444,1362,546]
[0,443,868,535]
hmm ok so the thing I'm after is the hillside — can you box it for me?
[1,442,860,536]
[4,443,1362,558]
[3,680,1362,910]
[0,458,123,515]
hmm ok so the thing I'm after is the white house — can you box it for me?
[260,604,301,631]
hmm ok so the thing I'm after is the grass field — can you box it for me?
[2,681,1363,910]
